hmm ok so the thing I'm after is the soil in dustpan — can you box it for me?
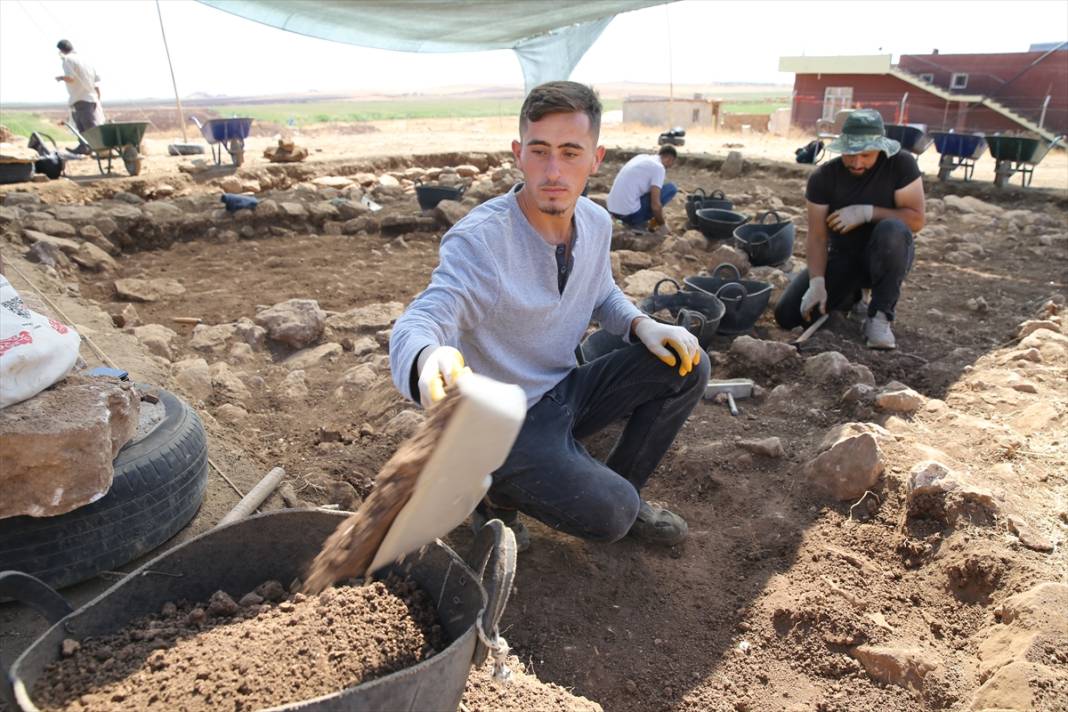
[32,574,445,711]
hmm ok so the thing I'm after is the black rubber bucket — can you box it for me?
[2,510,516,712]
[683,263,772,335]
[415,183,465,210]
[579,278,725,363]
[732,210,795,266]
[695,208,749,241]
[686,189,733,227]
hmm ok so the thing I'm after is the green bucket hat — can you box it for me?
[827,109,900,157]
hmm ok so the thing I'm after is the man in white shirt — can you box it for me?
[606,145,678,231]
[55,40,103,154]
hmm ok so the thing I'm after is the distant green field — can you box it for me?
[208,98,624,125]
[0,111,57,138]
[721,100,790,115]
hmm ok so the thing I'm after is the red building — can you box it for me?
[779,47,1067,139]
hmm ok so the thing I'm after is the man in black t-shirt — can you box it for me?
[774,109,925,349]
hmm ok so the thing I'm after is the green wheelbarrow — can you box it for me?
[64,121,149,176]
[985,133,1065,188]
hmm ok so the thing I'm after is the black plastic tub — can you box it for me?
[732,210,795,266]
[695,208,749,241]
[416,183,465,210]
[683,263,773,335]
[686,189,733,227]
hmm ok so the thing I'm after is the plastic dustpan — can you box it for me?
[368,372,526,573]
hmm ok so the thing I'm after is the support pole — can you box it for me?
[217,467,286,527]
[156,0,188,143]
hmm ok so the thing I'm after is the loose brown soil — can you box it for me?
[33,575,444,711]
[3,127,1066,711]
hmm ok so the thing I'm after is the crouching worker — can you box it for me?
[774,109,925,349]
[389,81,709,551]
[607,144,678,231]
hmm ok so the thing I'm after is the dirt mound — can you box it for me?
[33,575,443,711]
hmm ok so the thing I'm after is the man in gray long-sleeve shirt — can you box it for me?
[390,81,710,550]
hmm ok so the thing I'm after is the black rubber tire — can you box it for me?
[0,387,208,590]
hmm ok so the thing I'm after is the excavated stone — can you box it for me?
[622,269,672,298]
[738,437,785,458]
[325,302,404,336]
[283,342,343,370]
[71,242,118,272]
[802,427,885,501]
[434,199,468,227]
[706,245,751,274]
[254,299,326,349]
[875,381,925,413]
[132,324,179,361]
[210,362,252,405]
[172,358,213,402]
[0,377,139,518]
[113,277,186,302]
[279,370,309,400]
[851,645,939,691]
[729,335,799,368]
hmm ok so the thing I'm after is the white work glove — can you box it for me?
[800,276,828,320]
[416,346,471,408]
[827,204,873,234]
[633,317,701,377]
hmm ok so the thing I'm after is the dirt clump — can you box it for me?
[33,575,444,711]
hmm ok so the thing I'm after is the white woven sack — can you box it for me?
[0,275,81,409]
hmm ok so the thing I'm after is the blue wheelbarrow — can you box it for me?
[190,116,253,166]
[930,131,987,182]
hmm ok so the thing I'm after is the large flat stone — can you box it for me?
[0,376,139,518]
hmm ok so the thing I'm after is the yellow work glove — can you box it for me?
[633,317,701,376]
[416,345,471,407]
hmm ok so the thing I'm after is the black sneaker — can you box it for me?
[470,503,530,552]
[628,500,688,545]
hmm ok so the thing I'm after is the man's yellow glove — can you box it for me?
[633,317,701,376]
[416,346,471,407]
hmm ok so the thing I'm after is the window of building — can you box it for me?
[822,86,853,120]
[950,73,969,89]
[919,73,935,83]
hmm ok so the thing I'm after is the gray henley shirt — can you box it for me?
[389,185,643,408]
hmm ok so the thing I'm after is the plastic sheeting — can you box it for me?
[197,1,671,91]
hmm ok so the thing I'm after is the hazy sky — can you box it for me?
[0,0,1065,105]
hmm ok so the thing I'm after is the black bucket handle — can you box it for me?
[715,282,747,317]
[466,520,517,668]
[689,188,707,200]
[738,229,772,247]
[711,262,742,281]
[652,277,682,299]
[0,571,73,708]
[756,210,783,225]
[675,308,707,336]
[709,189,726,200]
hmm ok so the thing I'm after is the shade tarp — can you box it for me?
[197,1,671,91]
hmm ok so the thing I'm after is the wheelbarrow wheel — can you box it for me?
[229,139,244,167]
[122,146,142,176]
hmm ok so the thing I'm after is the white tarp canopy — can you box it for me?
[197,0,672,92]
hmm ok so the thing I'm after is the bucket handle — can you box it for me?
[737,230,771,247]
[709,189,726,200]
[711,262,742,281]
[689,188,707,200]
[676,308,707,336]
[466,519,517,671]
[0,571,73,708]
[652,278,682,299]
[756,210,783,225]
[715,281,747,303]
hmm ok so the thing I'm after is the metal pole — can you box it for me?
[899,92,908,124]
[156,0,188,142]
[1038,95,1051,130]
[665,5,674,126]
